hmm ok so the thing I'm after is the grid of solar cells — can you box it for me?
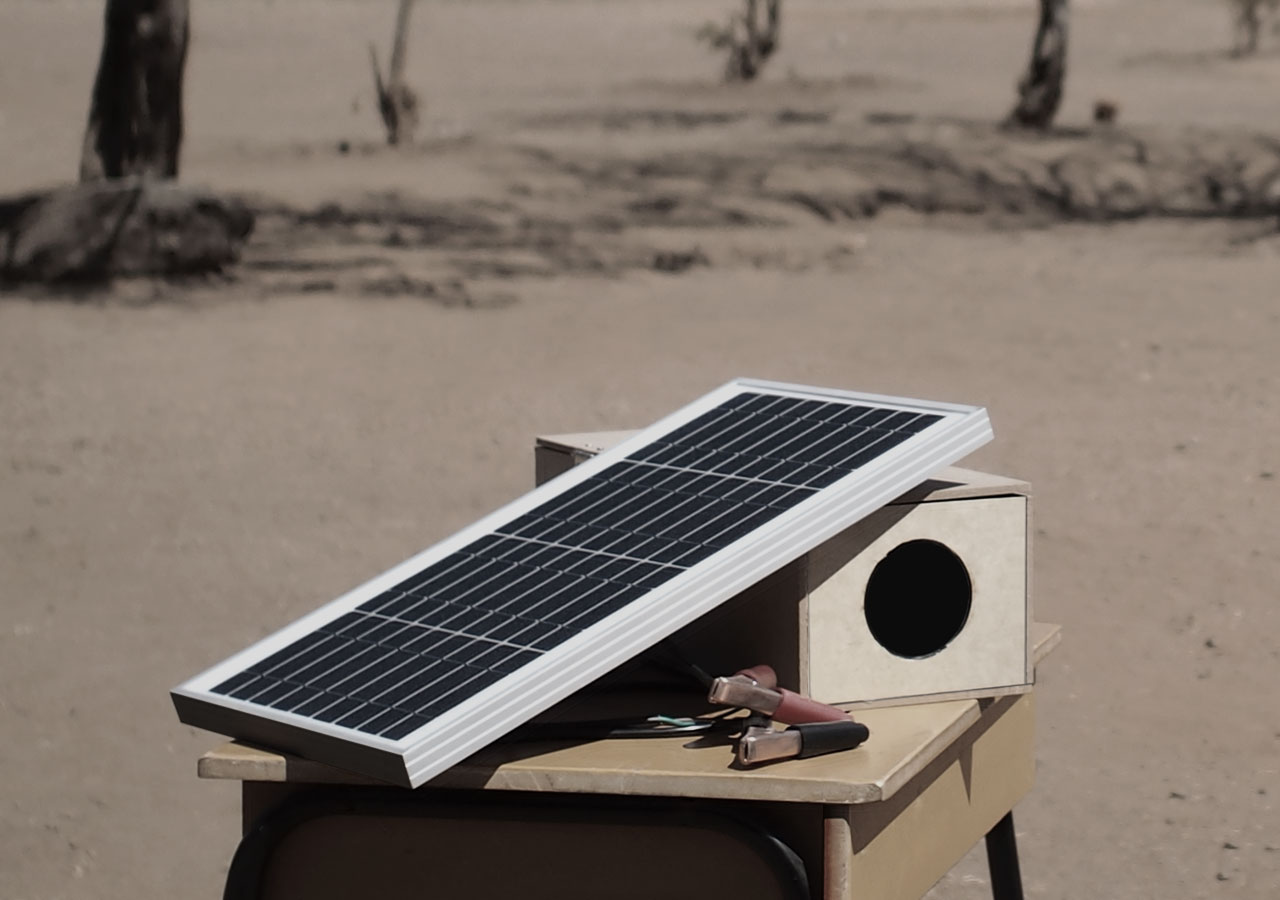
[627,391,942,488]
[211,391,941,741]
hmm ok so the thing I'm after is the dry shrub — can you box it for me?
[697,0,782,82]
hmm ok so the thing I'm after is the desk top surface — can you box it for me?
[198,624,1058,805]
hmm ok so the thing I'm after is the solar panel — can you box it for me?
[172,379,992,786]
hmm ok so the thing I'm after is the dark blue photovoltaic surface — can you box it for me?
[212,392,940,739]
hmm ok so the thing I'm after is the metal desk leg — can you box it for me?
[984,812,1024,900]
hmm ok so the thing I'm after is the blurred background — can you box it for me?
[1,1,1278,898]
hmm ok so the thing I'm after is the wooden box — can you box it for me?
[535,433,1033,708]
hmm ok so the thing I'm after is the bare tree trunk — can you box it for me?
[759,0,781,59]
[734,0,781,80]
[1232,0,1263,56]
[80,0,190,182]
[371,0,420,145]
[1007,0,1068,130]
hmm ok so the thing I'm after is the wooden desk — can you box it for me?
[200,625,1059,900]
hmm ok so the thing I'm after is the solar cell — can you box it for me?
[172,379,992,786]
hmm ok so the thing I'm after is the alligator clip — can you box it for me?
[736,720,871,767]
[707,665,850,725]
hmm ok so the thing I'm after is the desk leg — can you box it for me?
[823,805,853,900]
[983,812,1024,900]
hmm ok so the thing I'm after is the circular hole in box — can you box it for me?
[864,539,972,659]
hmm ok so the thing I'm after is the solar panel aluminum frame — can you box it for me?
[172,378,993,787]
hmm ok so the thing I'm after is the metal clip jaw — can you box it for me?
[708,677,781,714]
[736,725,802,766]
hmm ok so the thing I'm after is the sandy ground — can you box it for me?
[3,1,1280,898]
